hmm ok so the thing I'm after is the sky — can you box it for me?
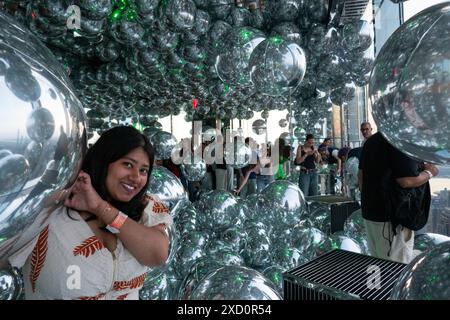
[403,0,449,20]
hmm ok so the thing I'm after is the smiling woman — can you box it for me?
[7,126,172,300]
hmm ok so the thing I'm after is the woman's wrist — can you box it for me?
[96,201,119,225]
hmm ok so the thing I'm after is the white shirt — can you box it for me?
[8,195,172,300]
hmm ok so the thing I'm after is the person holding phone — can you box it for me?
[295,134,321,196]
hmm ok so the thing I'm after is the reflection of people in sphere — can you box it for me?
[399,91,433,134]
[7,126,172,300]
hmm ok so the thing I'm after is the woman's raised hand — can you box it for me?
[64,171,104,214]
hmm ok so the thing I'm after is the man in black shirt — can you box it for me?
[358,132,438,263]
[348,122,374,161]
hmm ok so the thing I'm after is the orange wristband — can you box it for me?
[106,211,128,234]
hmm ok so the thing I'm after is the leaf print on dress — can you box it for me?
[152,201,169,214]
[113,273,146,291]
[29,225,50,292]
[73,236,105,258]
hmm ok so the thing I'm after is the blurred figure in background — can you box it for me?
[295,134,321,196]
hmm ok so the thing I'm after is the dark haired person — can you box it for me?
[8,126,171,299]
[295,134,321,196]
[319,137,332,149]
[358,132,438,263]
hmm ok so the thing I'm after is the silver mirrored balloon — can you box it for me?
[166,0,197,31]
[271,22,302,44]
[309,205,332,235]
[413,232,450,254]
[391,241,450,300]
[343,209,366,239]
[140,272,174,300]
[145,222,178,280]
[215,27,266,86]
[252,119,266,135]
[278,118,288,128]
[173,232,208,278]
[290,226,326,260]
[180,159,207,181]
[0,267,23,300]
[147,166,188,210]
[369,3,450,165]
[208,0,233,20]
[0,12,86,261]
[151,131,178,160]
[262,265,284,296]
[315,233,362,259]
[241,224,272,268]
[249,38,307,96]
[189,265,282,300]
[220,226,247,252]
[194,190,244,232]
[177,257,223,300]
[270,0,302,23]
[207,245,244,266]
[173,202,198,235]
[271,246,305,271]
[258,180,307,226]
[341,20,373,53]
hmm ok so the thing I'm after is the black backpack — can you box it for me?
[382,174,431,233]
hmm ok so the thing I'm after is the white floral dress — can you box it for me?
[8,195,172,300]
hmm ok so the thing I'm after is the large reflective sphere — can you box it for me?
[147,166,188,210]
[0,12,86,261]
[180,159,207,181]
[189,266,282,300]
[145,222,178,281]
[194,190,244,232]
[215,27,266,86]
[177,257,223,300]
[290,226,326,260]
[249,38,307,96]
[151,131,178,160]
[391,241,450,300]
[369,3,450,164]
[258,180,306,220]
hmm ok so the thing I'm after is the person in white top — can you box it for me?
[8,126,172,300]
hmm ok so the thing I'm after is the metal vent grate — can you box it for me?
[341,0,370,23]
[283,249,407,300]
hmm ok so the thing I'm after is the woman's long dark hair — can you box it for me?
[81,126,154,222]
